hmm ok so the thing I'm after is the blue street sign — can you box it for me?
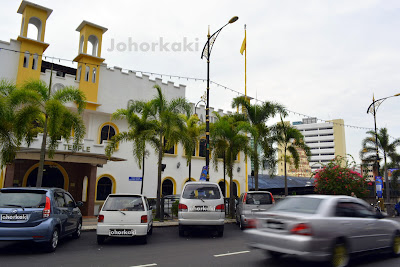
[375,176,383,198]
[200,166,208,181]
[129,177,142,181]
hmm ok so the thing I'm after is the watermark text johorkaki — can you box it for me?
[107,37,199,52]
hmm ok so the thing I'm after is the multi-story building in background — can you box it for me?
[278,117,346,176]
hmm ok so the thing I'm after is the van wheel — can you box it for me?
[97,235,106,245]
[140,235,147,245]
[266,250,283,260]
[217,226,224,237]
[239,219,245,230]
[392,233,400,257]
[179,226,185,237]
[330,240,349,267]
[148,224,153,236]
[44,228,59,252]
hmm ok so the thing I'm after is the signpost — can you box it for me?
[375,176,383,198]
[199,166,208,181]
[129,177,142,181]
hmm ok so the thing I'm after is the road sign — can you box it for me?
[200,166,208,181]
[129,177,142,181]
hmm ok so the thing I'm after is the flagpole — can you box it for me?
[244,24,247,100]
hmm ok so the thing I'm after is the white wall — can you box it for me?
[0,39,20,81]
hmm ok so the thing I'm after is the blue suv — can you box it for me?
[0,187,83,252]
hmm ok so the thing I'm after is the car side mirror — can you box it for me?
[149,206,153,210]
[76,201,84,207]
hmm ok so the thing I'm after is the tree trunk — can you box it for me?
[156,133,163,220]
[284,149,288,196]
[36,115,48,187]
[189,160,191,182]
[229,153,235,218]
[141,153,145,194]
[254,139,258,191]
[384,152,390,203]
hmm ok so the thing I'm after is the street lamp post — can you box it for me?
[201,16,238,180]
[367,93,400,203]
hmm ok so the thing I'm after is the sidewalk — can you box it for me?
[82,216,236,231]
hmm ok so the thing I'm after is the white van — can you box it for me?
[178,182,225,237]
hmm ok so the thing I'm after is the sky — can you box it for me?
[1,0,400,165]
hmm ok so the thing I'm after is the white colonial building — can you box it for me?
[0,1,249,216]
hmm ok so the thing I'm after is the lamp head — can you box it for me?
[394,93,400,96]
[229,16,239,24]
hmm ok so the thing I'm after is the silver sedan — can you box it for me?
[244,195,400,267]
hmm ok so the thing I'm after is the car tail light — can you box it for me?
[270,193,275,204]
[247,218,257,229]
[243,193,247,203]
[98,215,104,223]
[178,203,188,212]
[42,196,51,218]
[291,223,312,236]
[215,204,225,212]
[141,215,148,223]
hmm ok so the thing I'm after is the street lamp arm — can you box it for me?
[366,93,400,114]
[194,99,207,115]
[201,23,229,60]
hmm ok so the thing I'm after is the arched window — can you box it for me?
[76,66,82,81]
[23,51,30,68]
[185,178,194,184]
[100,124,116,144]
[162,179,173,196]
[88,35,99,56]
[27,17,42,41]
[92,67,96,83]
[32,53,38,70]
[96,176,112,201]
[85,66,90,82]
[199,138,206,157]
[52,83,64,94]
[79,35,84,54]
[233,182,238,198]
[20,18,25,36]
[218,181,226,197]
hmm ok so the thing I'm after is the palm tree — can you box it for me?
[180,114,205,181]
[360,128,400,202]
[210,112,252,217]
[274,117,310,196]
[147,84,191,219]
[0,79,42,166]
[105,101,159,194]
[21,80,86,187]
[232,96,286,190]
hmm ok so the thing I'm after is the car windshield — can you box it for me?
[246,193,272,205]
[102,196,145,211]
[182,184,221,199]
[268,197,323,214]
[0,191,46,208]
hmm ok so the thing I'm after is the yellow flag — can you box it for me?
[240,36,246,55]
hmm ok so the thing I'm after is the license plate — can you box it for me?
[1,214,28,221]
[193,206,213,212]
[109,229,136,236]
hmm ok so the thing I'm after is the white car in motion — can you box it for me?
[97,194,153,244]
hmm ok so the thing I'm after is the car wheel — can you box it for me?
[72,220,82,239]
[217,225,224,237]
[266,250,283,260]
[179,226,185,237]
[396,210,400,216]
[140,235,147,245]
[236,214,240,225]
[391,233,400,257]
[45,228,59,252]
[330,241,349,267]
[239,219,245,230]
[148,224,153,236]
[97,235,106,245]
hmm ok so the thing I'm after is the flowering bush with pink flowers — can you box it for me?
[313,156,369,197]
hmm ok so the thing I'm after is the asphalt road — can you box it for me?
[1,224,400,267]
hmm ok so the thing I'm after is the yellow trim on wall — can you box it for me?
[98,121,119,144]
[162,177,177,195]
[95,174,117,202]
[0,168,4,189]
[22,161,69,190]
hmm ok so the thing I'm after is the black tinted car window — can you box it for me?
[246,193,272,205]
[103,196,144,211]
[269,197,322,214]
[64,193,75,208]
[182,184,221,199]
[0,192,46,208]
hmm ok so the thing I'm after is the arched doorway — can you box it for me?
[162,179,173,196]
[26,164,65,188]
[96,176,113,201]
[233,182,238,198]
[218,181,226,197]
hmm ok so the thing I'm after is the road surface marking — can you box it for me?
[214,250,250,257]
[130,264,157,267]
